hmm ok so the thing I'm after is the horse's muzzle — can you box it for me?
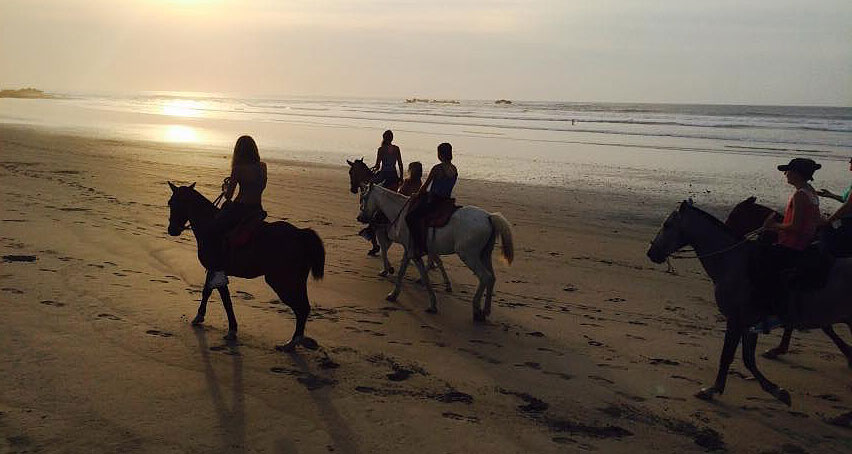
[646,246,666,264]
[168,226,183,236]
[350,187,358,194]
[356,213,369,224]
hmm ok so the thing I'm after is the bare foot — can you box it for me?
[223,330,237,341]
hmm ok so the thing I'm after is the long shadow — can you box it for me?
[193,327,246,453]
[288,352,358,454]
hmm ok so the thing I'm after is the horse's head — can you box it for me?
[167,181,197,236]
[725,196,780,238]
[347,158,371,194]
[356,183,378,224]
[647,201,693,264]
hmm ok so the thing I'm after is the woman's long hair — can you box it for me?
[408,161,423,180]
[380,130,394,149]
[232,135,260,169]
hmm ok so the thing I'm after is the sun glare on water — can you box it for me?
[160,99,206,118]
[163,125,200,143]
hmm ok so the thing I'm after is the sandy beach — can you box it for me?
[1,124,850,453]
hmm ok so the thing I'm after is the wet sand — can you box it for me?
[0,124,850,453]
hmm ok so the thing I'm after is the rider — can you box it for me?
[397,161,423,197]
[755,158,822,329]
[406,143,457,256]
[372,130,403,189]
[817,156,852,255]
[206,135,268,288]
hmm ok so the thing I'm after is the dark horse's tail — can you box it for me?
[302,228,325,280]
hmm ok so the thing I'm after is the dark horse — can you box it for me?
[726,196,852,366]
[167,182,325,350]
[648,201,852,405]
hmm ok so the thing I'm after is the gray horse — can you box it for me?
[647,201,852,406]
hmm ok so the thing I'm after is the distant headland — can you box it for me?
[0,88,54,99]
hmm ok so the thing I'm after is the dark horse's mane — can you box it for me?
[682,202,742,239]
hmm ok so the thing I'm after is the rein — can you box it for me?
[663,227,764,274]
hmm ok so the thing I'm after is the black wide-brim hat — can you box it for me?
[778,158,821,180]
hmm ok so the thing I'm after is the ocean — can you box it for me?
[1,92,850,210]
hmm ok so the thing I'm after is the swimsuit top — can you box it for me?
[777,187,820,251]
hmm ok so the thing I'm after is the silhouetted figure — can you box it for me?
[754,158,823,330]
[817,157,852,256]
[205,136,268,287]
[407,143,458,256]
[372,130,403,189]
[397,161,423,196]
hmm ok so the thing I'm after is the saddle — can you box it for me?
[424,197,461,228]
[226,210,268,248]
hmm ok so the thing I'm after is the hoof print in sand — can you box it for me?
[97,313,121,321]
[39,300,65,307]
[2,255,36,263]
[442,412,480,423]
[386,369,413,381]
[146,329,174,338]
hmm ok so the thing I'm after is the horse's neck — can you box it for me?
[688,212,746,282]
[188,194,218,231]
[375,189,407,223]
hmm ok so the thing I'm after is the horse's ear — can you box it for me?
[189,182,196,190]
[168,181,177,193]
[346,159,354,166]
[746,196,756,204]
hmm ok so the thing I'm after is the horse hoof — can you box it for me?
[445,286,453,293]
[774,388,792,406]
[386,293,398,302]
[695,387,718,401]
[379,270,389,277]
[276,342,297,352]
[425,307,438,314]
[223,331,237,341]
[301,337,319,350]
[388,267,395,275]
[762,348,786,360]
[191,315,205,326]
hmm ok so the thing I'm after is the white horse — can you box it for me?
[357,184,514,320]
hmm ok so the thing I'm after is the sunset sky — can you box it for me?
[1,0,850,105]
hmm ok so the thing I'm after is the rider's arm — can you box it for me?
[417,167,436,196]
[224,166,239,201]
[396,147,404,180]
[372,148,383,171]
[827,199,852,224]
[767,191,812,232]
[817,189,844,203]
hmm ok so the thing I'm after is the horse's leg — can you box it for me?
[387,252,411,302]
[267,272,317,352]
[411,256,438,313]
[741,331,791,406]
[377,228,394,277]
[432,255,452,293]
[696,322,741,401]
[763,327,794,359]
[217,285,238,341]
[482,252,496,318]
[821,325,852,368]
[192,280,213,326]
[457,251,490,322]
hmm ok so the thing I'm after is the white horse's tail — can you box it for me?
[489,213,514,265]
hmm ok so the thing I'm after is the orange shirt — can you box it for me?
[777,188,821,250]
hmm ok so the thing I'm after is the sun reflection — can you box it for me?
[163,125,200,143]
[160,99,205,118]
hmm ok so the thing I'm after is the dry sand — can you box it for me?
[0,125,850,453]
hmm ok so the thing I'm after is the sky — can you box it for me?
[1,0,850,105]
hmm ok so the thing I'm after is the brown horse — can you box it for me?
[167,182,324,350]
[725,196,852,366]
